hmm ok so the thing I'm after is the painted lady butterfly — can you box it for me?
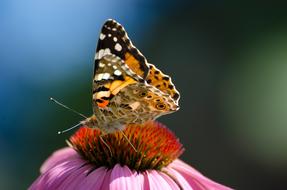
[81,19,180,134]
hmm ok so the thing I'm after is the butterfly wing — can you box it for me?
[94,19,149,79]
[92,19,180,123]
[109,82,179,124]
[93,54,142,109]
[146,63,180,105]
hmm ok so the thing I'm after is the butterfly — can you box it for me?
[81,19,180,134]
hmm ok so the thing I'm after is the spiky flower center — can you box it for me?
[69,121,184,171]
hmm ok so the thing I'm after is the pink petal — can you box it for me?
[56,163,91,190]
[134,171,150,190]
[170,159,233,190]
[79,167,109,190]
[133,171,149,190]
[29,158,85,190]
[170,159,203,176]
[30,157,110,190]
[147,170,179,190]
[40,147,80,173]
[163,167,194,190]
[110,164,141,190]
[98,168,112,190]
[158,171,181,190]
[31,148,232,190]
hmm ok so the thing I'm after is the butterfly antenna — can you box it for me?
[50,97,87,119]
[57,123,82,134]
[120,131,137,152]
[99,135,113,156]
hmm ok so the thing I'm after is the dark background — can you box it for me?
[1,0,287,189]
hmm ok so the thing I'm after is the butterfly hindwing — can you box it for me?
[94,19,149,80]
[109,82,179,122]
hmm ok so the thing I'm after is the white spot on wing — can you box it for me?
[97,49,104,59]
[113,37,118,42]
[97,48,111,59]
[108,34,112,37]
[95,73,103,81]
[102,73,110,80]
[104,48,111,56]
[113,65,117,69]
[99,62,105,68]
[100,33,106,40]
[96,91,110,98]
[115,43,122,51]
[114,70,122,76]
[111,58,118,63]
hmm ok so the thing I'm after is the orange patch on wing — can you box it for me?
[104,83,111,89]
[146,64,180,102]
[97,99,109,108]
[124,52,144,77]
[110,76,136,95]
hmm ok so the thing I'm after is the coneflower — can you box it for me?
[30,121,233,190]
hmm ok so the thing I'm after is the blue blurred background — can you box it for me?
[1,0,287,189]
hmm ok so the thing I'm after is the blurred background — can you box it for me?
[1,0,287,189]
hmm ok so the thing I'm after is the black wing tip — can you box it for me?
[101,19,126,35]
[104,19,115,24]
[103,19,122,27]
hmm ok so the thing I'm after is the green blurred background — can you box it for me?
[1,0,287,189]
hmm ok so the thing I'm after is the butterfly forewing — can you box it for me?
[94,19,149,79]
[93,54,143,110]
[146,64,180,104]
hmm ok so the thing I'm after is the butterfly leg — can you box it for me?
[120,130,137,153]
[99,135,113,157]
